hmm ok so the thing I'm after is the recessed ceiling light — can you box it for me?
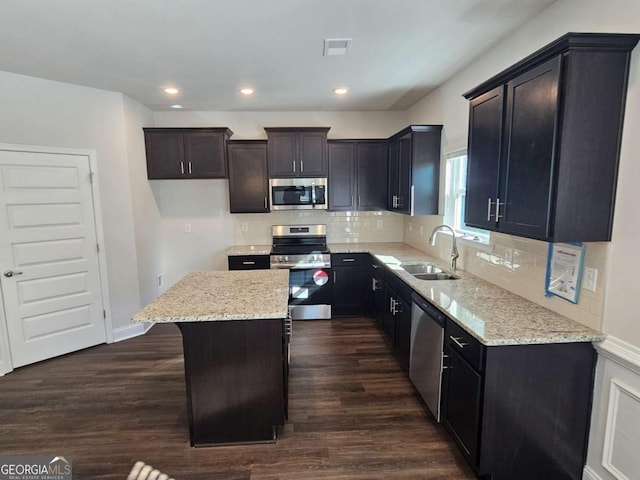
[334,87,348,95]
[171,104,183,109]
[240,88,255,95]
[164,87,179,95]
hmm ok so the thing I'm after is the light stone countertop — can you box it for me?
[224,241,604,346]
[132,270,289,323]
[328,242,604,346]
[227,245,272,256]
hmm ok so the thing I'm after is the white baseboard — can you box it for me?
[111,322,154,342]
[583,466,602,480]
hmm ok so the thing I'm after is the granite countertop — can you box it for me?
[227,245,272,256]
[225,242,603,346]
[132,270,289,323]
[329,242,604,346]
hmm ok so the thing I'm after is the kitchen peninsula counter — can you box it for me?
[132,270,290,447]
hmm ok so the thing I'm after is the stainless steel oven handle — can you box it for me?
[311,184,317,205]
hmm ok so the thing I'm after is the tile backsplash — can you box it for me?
[233,210,404,245]
[404,216,608,331]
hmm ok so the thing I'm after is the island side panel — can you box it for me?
[178,319,285,446]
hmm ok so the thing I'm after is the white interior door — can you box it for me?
[0,149,106,368]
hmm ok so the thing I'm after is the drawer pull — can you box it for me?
[450,336,468,349]
[342,258,355,262]
[242,261,255,265]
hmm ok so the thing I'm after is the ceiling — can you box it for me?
[0,0,557,111]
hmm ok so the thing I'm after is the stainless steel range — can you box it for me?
[270,225,331,320]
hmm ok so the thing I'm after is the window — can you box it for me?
[444,150,489,242]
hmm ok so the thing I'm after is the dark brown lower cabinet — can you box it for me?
[381,272,412,373]
[228,255,270,270]
[332,254,370,316]
[369,261,386,325]
[177,319,287,447]
[442,345,483,464]
[441,322,596,480]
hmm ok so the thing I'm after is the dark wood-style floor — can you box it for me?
[0,317,475,479]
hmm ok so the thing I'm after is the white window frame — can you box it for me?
[443,149,490,244]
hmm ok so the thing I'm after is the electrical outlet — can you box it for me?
[583,267,598,292]
[377,220,383,229]
[241,222,249,232]
[184,223,192,234]
[157,273,164,289]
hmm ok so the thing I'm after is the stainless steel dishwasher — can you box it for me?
[409,292,446,421]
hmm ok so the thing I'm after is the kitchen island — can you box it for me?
[132,270,290,447]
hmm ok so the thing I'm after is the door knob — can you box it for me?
[3,270,23,278]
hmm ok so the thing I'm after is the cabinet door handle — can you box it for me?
[242,261,255,265]
[293,160,296,173]
[180,162,185,175]
[300,159,304,172]
[496,198,504,220]
[333,271,337,283]
[351,195,354,207]
[389,297,396,314]
[450,336,468,349]
[372,278,378,292]
[410,185,415,216]
[264,197,268,209]
[372,264,379,269]
[487,198,494,221]
[342,258,355,262]
[358,195,361,207]
[188,161,192,174]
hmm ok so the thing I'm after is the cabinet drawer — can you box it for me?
[331,253,369,267]
[446,320,485,372]
[228,255,270,270]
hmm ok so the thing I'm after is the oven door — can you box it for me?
[270,178,327,210]
[288,268,332,320]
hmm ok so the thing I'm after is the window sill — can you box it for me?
[439,229,494,253]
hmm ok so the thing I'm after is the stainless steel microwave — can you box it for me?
[269,178,327,210]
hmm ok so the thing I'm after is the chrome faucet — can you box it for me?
[428,224,459,271]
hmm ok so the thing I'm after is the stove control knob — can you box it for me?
[279,256,288,263]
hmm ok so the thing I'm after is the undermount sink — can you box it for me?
[413,272,459,281]
[399,262,459,281]
[400,263,444,274]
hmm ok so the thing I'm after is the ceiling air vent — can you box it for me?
[323,38,352,56]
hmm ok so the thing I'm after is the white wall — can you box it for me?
[150,110,408,288]
[122,96,163,308]
[402,1,640,478]
[0,71,142,340]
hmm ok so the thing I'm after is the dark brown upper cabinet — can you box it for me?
[464,33,640,242]
[227,140,269,214]
[387,125,442,216]
[265,127,330,178]
[328,140,388,211]
[144,127,233,179]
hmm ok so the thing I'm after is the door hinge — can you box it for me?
[89,172,94,184]
[103,310,106,319]
[96,243,100,253]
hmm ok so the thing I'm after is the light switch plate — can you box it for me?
[583,266,598,292]
[241,222,248,232]
[184,223,192,233]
